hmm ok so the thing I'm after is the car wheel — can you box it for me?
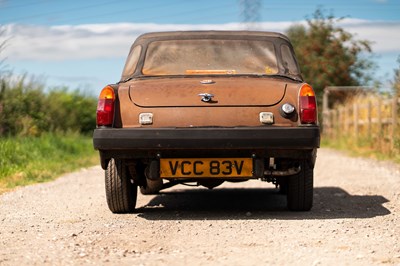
[278,181,288,195]
[105,158,138,213]
[287,160,313,211]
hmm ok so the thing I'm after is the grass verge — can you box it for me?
[0,133,98,194]
[321,136,400,165]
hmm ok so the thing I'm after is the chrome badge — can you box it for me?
[198,93,214,102]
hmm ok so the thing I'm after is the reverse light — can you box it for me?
[281,103,295,118]
[299,84,317,124]
[96,86,115,126]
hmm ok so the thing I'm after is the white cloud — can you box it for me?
[2,23,249,61]
[1,19,399,62]
[338,18,400,53]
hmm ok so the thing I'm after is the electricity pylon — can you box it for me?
[240,0,262,30]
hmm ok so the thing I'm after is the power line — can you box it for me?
[52,0,188,25]
[51,1,232,25]
[0,0,40,10]
[171,10,238,25]
[2,1,238,26]
[0,0,131,23]
[127,3,234,24]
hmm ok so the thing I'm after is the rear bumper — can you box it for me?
[93,126,320,150]
[94,126,319,164]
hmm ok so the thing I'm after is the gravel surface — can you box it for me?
[1,148,400,265]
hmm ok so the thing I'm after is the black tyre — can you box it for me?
[287,160,313,211]
[105,159,138,213]
[277,177,288,195]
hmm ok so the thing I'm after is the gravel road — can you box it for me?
[1,148,400,265]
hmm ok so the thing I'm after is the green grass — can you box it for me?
[0,133,98,194]
[322,135,400,164]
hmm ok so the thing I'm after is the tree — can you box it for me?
[286,9,375,102]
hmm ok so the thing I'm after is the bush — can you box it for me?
[0,74,97,136]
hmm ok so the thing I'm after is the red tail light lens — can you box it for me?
[299,84,317,124]
[96,86,115,126]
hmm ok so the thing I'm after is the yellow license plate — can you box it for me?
[160,158,253,178]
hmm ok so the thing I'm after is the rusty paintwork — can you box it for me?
[116,31,305,128]
[118,77,302,128]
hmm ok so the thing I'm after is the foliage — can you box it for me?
[0,133,97,193]
[392,55,400,97]
[0,74,97,136]
[286,9,375,102]
[0,26,98,192]
[322,92,400,165]
[0,75,98,192]
[322,136,400,165]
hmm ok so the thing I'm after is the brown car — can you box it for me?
[93,31,320,213]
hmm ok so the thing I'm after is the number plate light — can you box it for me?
[259,112,274,124]
[139,113,153,125]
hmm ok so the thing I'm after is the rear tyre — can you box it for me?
[287,160,313,211]
[105,159,138,213]
[277,178,288,195]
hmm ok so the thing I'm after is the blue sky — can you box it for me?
[0,0,399,94]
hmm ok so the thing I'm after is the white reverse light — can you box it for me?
[259,112,274,124]
[139,113,153,125]
[282,103,295,115]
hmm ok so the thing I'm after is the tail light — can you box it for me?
[96,86,115,126]
[299,84,317,124]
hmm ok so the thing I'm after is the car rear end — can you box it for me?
[93,31,320,213]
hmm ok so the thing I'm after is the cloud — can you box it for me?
[2,23,252,61]
[338,18,400,53]
[1,19,399,62]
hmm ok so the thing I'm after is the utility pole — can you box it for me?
[240,0,262,30]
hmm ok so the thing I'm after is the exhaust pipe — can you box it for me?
[140,160,163,195]
[264,166,301,176]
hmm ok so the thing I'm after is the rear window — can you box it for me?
[281,44,300,75]
[122,45,142,78]
[142,39,279,76]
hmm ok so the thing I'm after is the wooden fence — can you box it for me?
[322,88,399,151]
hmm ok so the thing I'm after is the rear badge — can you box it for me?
[200,80,215,84]
[198,93,215,102]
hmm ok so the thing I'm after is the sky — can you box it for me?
[0,0,399,94]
